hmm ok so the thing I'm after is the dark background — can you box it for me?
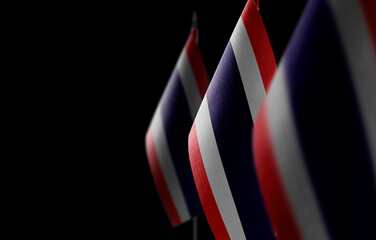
[58,0,307,238]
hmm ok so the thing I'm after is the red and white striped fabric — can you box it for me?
[145,27,209,226]
[253,0,376,239]
[188,1,277,239]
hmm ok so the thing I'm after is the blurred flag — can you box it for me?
[188,0,277,239]
[253,0,376,239]
[145,18,209,226]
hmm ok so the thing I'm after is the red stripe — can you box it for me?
[188,123,230,240]
[241,0,277,92]
[358,0,376,57]
[253,104,303,240]
[185,31,210,99]
[145,126,181,227]
[191,27,198,43]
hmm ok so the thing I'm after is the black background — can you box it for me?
[59,0,307,238]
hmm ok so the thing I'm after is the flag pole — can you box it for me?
[193,217,198,240]
[192,10,199,240]
[191,11,198,43]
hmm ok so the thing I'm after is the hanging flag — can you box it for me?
[253,0,376,239]
[188,0,277,239]
[145,14,209,227]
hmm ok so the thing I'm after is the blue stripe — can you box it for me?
[160,69,203,218]
[284,0,376,238]
[206,42,273,239]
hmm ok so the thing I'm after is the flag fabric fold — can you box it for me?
[253,0,376,239]
[188,0,277,239]
[145,27,209,227]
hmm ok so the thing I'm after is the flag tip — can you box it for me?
[191,11,198,29]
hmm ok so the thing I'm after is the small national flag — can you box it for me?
[188,0,277,239]
[253,0,376,239]
[145,16,209,226]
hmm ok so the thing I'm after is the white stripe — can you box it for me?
[151,107,190,222]
[327,0,376,180]
[195,97,246,240]
[230,18,266,121]
[266,66,330,240]
[177,49,202,119]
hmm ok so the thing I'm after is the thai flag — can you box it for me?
[253,0,376,239]
[145,25,209,226]
[188,1,277,239]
